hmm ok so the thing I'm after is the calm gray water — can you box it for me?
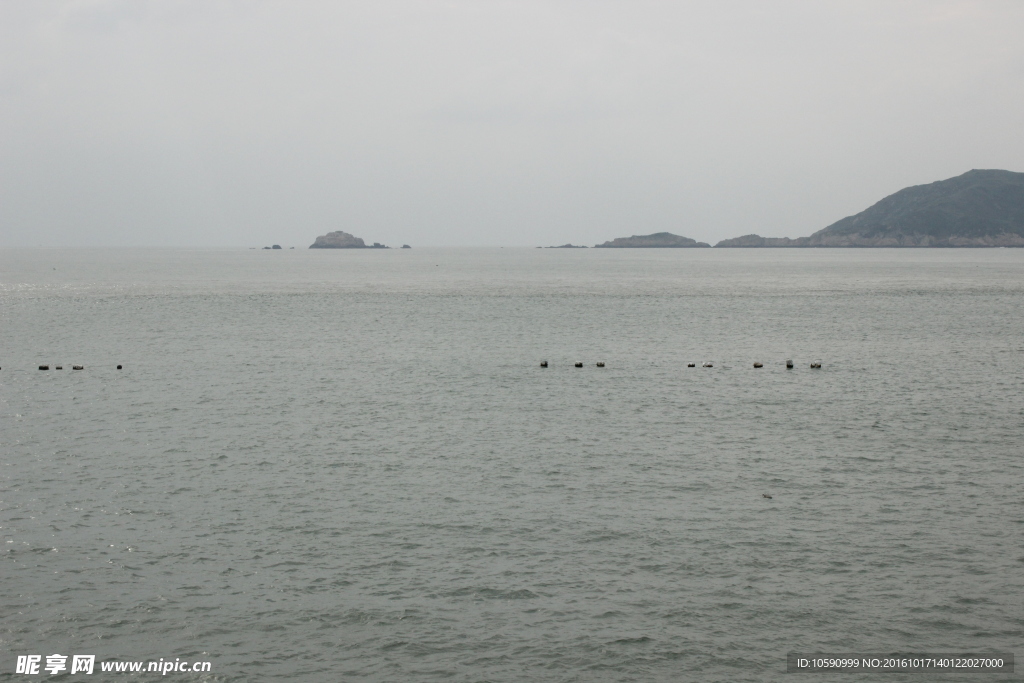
[2,248,1022,682]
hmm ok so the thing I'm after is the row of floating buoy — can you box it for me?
[542,360,822,369]
[689,359,822,369]
[695,359,822,369]
[28,365,121,370]
[541,361,606,368]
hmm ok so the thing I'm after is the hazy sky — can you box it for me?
[2,1,1023,247]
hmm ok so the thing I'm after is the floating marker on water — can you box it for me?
[687,363,696,368]
[574,362,583,368]
[73,365,84,370]
[763,493,773,499]
[596,362,605,367]
[702,362,713,368]
[117,365,123,370]
[39,365,49,371]
[810,362,821,369]
[753,362,763,368]
[55,365,63,370]
[786,360,794,369]
[540,361,548,367]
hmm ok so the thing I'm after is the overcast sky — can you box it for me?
[2,1,1023,247]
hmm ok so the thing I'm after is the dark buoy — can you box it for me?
[574,362,583,368]
[762,493,773,499]
[117,365,123,370]
[810,362,821,369]
[73,365,83,370]
[55,365,63,370]
[540,361,548,368]
[702,362,713,368]
[596,362,605,367]
[687,362,695,368]
[753,362,762,368]
[786,359,793,369]
[39,365,49,370]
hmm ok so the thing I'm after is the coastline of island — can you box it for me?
[303,169,1024,250]
[712,169,1024,247]
[593,232,710,248]
[309,231,390,249]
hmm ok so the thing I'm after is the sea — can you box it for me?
[1,247,1022,682]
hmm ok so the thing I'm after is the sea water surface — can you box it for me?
[1,248,1022,682]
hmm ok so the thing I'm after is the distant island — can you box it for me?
[715,169,1024,247]
[594,232,710,248]
[712,235,801,247]
[308,170,1023,249]
[309,231,388,249]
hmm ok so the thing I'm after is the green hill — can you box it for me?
[716,170,1024,247]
